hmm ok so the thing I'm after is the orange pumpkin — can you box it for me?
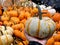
[3,21,14,26]
[8,10,18,17]
[12,23,24,30]
[14,30,26,41]
[24,11,31,19]
[46,37,54,45]
[0,10,2,16]
[53,34,60,41]
[56,21,60,31]
[20,19,26,25]
[19,11,25,20]
[52,13,60,22]
[10,17,20,24]
[42,10,51,18]
[1,15,10,21]
[54,42,60,45]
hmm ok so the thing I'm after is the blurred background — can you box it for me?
[31,0,60,12]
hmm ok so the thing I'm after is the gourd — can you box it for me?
[0,26,13,35]
[52,13,60,22]
[0,35,13,45]
[25,5,56,38]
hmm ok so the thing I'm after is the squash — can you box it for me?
[0,26,13,35]
[10,17,20,24]
[8,10,18,17]
[0,10,2,16]
[25,5,56,38]
[42,10,52,18]
[54,42,60,45]
[14,30,26,41]
[1,15,10,21]
[46,37,54,45]
[0,35,13,45]
[52,13,60,22]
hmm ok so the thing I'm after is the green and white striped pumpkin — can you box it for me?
[25,5,56,38]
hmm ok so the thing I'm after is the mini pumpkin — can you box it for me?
[8,10,18,17]
[1,15,10,21]
[0,35,13,45]
[52,13,60,22]
[25,5,56,38]
[54,42,60,45]
[0,9,2,16]
[46,37,54,45]
[14,30,26,41]
[10,17,20,24]
[42,10,52,18]
[0,26,13,35]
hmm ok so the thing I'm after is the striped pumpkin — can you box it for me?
[0,35,13,45]
[25,5,56,38]
[0,26,13,35]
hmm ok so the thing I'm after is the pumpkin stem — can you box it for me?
[36,5,42,19]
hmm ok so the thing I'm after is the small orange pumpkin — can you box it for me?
[46,37,54,45]
[42,10,51,18]
[14,30,26,41]
[19,11,25,20]
[54,42,60,45]
[10,17,20,24]
[1,15,10,21]
[8,10,18,17]
[52,13,60,22]
[0,10,2,16]
[53,34,60,41]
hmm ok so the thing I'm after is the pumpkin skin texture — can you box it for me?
[0,35,13,45]
[25,17,56,38]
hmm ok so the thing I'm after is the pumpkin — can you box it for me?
[42,10,52,18]
[8,10,18,17]
[12,23,24,30]
[48,9,56,15]
[0,22,2,26]
[25,5,56,38]
[0,35,13,45]
[0,10,2,16]
[19,11,25,20]
[54,42,60,45]
[10,17,20,24]
[3,21,14,26]
[14,30,26,41]
[52,13,60,22]
[56,21,60,31]
[1,15,10,21]
[46,37,54,45]
[0,26,13,35]
[53,34,60,41]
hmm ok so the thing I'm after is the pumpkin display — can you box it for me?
[0,35,13,45]
[25,5,56,38]
[0,26,13,35]
[52,13,60,22]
